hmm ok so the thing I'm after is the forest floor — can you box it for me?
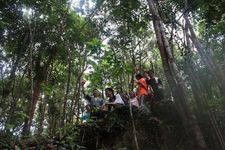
[0,100,194,150]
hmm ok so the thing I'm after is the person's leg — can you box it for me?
[137,95,141,106]
[140,95,145,107]
[150,95,157,112]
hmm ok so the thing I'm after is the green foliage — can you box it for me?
[0,0,225,149]
[86,38,102,55]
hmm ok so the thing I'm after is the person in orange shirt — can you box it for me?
[135,73,148,106]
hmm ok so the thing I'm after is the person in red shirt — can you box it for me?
[135,73,148,106]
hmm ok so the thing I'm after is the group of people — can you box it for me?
[135,69,164,106]
[80,69,164,122]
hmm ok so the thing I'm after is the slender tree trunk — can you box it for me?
[184,20,225,149]
[47,98,57,136]
[69,47,87,123]
[146,0,208,149]
[22,80,42,136]
[129,103,140,150]
[75,81,82,124]
[3,33,29,99]
[70,77,79,123]
[37,95,49,134]
[22,48,56,136]
[37,64,53,134]
[61,45,72,127]
[22,23,35,136]
[130,50,136,91]
[5,67,28,133]
[184,14,225,98]
[187,63,225,150]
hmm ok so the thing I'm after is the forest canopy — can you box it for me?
[0,0,225,150]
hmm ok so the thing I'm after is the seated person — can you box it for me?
[102,87,124,112]
[80,105,91,122]
[116,86,129,105]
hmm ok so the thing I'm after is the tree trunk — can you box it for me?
[184,18,225,149]
[69,76,79,123]
[75,81,82,124]
[184,14,225,98]
[22,22,35,136]
[69,47,87,123]
[22,80,42,136]
[22,48,56,136]
[130,50,136,91]
[61,46,72,128]
[37,95,49,134]
[3,33,29,99]
[187,63,225,150]
[146,0,208,149]
[5,68,27,133]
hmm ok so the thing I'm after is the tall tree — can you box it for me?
[146,0,208,149]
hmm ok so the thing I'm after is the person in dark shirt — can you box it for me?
[145,69,164,101]
[81,80,103,109]
[81,80,104,120]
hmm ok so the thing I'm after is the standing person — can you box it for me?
[145,69,164,101]
[135,73,148,106]
[81,80,104,109]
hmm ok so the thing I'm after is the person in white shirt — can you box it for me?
[116,86,129,105]
[102,87,124,111]
[129,91,139,108]
[115,93,125,104]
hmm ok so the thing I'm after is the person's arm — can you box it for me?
[133,68,138,83]
[81,80,86,96]
[81,80,92,102]
[144,71,150,80]
[85,95,92,102]
[134,74,138,83]
[105,102,117,105]
[138,78,148,90]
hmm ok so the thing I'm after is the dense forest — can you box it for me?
[0,0,225,149]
